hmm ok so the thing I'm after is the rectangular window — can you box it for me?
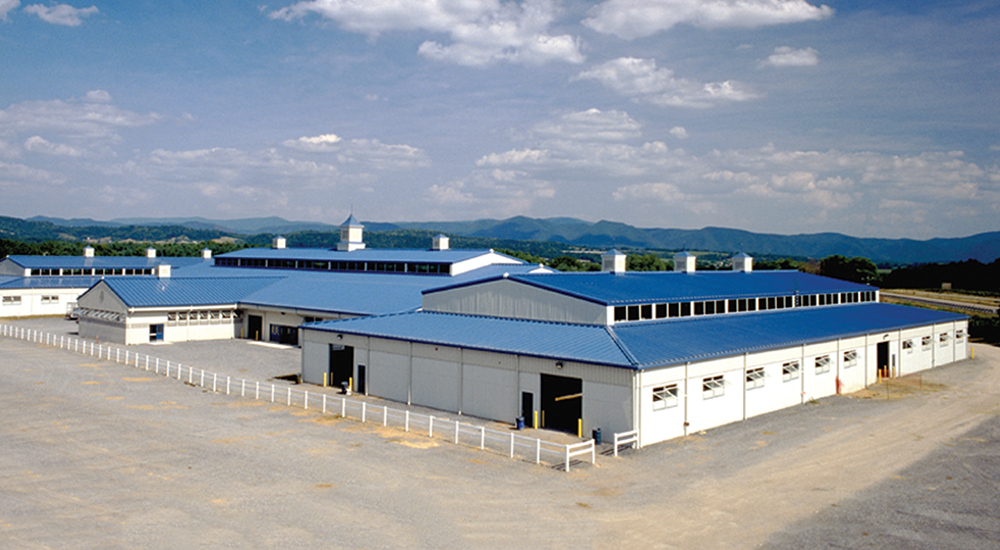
[815,355,831,374]
[939,333,949,346]
[680,302,691,317]
[922,336,932,349]
[715,300,726,314]
[694,301,705,315]
[747,299,756,312]
[782,361,801,382]
[843,350,858,368]
[902,339,913,351]
[2,296,22,306]
[703,301,714,315]
[810,295,818,306]
[785,296,794,308]
[956,330,965,341]
[668,303,680,318]
[819,294,826,306]
[640,304,653,320]
[614,306,626,322]
[702,375,725,399]
[652,384,679,410]
[655,303,667,319]
[627,305,640,321]
[738,299,748,312]
[767,297,776,310]
[728,299,738,313]
[40,295,59,304]
[746,367,765,390]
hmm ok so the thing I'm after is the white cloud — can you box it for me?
[282,132,429,168]
[83,89,113,103]
[583,0,834,40]
[23,136,85,157]
[0,0,19,21]
[574,57,757,108]
[476,148,549,166]
[23,3,98,26]
[427,168,554,217]
[532,108,641,141]
[0,93,160,143]
[270,0,583,66]
[669,126,688,139]
[760,46,819,67]
[0,160,65,184]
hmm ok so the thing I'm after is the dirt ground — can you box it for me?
[1,330,998,549]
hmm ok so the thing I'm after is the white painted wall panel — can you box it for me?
[461,364,517,421]
[410,356,460,412]
[369,350,410,404]
[583,381,632,436]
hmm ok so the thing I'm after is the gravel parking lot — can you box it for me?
[2,318,998,549]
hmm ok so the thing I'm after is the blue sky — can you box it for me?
[0,0,997,239]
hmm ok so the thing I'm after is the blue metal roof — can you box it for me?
[307,311,633,366]
[426,270,876,305]
[304,303,965,370]
[342,214,362,226]
[93,277,285,308]
[238,263,549,316]
[217,247,520,264]
[2,255,208,270]
[0,276,104,290]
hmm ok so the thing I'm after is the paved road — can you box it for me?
[2,321,999,549]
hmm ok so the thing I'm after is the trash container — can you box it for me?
[592,427,602,445]
[340,381,350,395]
[515,416,525,430]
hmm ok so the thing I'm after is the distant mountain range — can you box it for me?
[18,215,1000,265]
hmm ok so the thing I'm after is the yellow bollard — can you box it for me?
[323,372,328,387]
[348,377,353,392]
[971,346,974,359]
[533,410,538,429]
[578,418,582,438]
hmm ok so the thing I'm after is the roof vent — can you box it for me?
[674,251,696,273]
[83,246,95,258]
[337,214,365,251]
[601,249,627,274]
[146,247,157,258]
[432,234,449,251]
[155,264,171,278]
[201,248,212,259]
[732,252,753,273]
[273,236,286,249]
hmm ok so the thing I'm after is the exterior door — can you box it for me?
[541,374,582,434]
[877,341,890,378]
[149,324,163,342]
[248,315,263,341]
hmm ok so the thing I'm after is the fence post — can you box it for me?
[178,364,182,380]
[405,410,410,432]
[213,373,217,392]
[166,362,170,378]
[536,439,541,465]
[429,416,434,437]
[455,421,460,444]
[287,387,291,406]
[304,391,308,410]
[256,381,260,400]
[226,376,230,395]
[242,379,246,397]
[480,427,485,450]
[271,384,275,403]
[124,350,128,364]
[189,366,193,384]
[323,394,327,414]
[155,358,159,373]
[341,397,346,418]
[383,406,387,427]
[361,402,366,423]
[116,349,120,363]
[510,433,515,458]
[201,369,205,387]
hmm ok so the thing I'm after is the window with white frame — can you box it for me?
[782,361,801,382]
[902,339,914,351]
[939,333,949,346]
[2,296,21,306]
[746,367,765,389]
[652,384,679,410]
[41,295,59,304]
[843,350,858,368]
[815,355,831,374]
[956,330,965,342]
[703,375,725,399]
[921,336,932,350]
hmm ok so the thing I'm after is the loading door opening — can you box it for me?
[329,344,354,388]
[248,315,263,341]
[269,324,298,346]
[877,341,890,378]
[521,391,534,428]
[541,374,582,434]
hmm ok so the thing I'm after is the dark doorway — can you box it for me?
[328,344,353,388]
[521,391,534,428]
[149,324,163,342]
[877,341,890,378]
[357,364,366,395]
[269,324,298,345]
[248,315,263,341]
[541,374,582,434]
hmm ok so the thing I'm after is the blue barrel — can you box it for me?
[592,427,602,445]
[515,416,525,430]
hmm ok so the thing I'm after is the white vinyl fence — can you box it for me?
[1,324,596,472]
